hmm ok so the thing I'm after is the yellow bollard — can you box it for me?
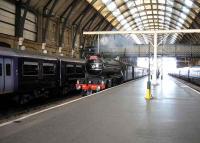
[145,81,153,100]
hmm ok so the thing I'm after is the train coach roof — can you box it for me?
[59,56,86,64]
[0,47,57,60]
[0,47,85,63]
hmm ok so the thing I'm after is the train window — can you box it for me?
[66,64,75,73]
[76,65,83,73]
[6,64,11,76]
[43,63,55,75]
[0,64,2,76]
[23,62,38,76]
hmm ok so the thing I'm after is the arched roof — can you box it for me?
[86,0,200,44]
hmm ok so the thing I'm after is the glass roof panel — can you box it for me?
[107,2,116,11]
[185,0,193,8]
[166,7,173,12]
[87,0,200,44]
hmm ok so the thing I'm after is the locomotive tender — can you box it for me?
[0,47,85,103]
[76,55,148,94]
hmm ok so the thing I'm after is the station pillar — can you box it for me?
[97,34,100,53]
[152,33,158,85]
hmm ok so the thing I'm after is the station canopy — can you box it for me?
[86,0,200,44]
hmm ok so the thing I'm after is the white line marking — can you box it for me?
[175,80,200,95]
[0,79,141,128]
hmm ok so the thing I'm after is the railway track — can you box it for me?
[0,78,146,124]
[172,76,200,92]
[0,91,82,124]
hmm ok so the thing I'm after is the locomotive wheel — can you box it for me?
[18,94,29,105]
[106,80,112,88]
[81,90,87,96]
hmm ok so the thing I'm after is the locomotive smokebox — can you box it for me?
[86,55,123,76]
[86,55,103,75]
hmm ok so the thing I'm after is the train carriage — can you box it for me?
[0,47,85,103]
[59,57,85,94]
[169,66,200,86]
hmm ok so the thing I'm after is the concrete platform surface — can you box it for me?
[0,76,200,143]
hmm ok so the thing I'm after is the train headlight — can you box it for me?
[96,86,101,91]
[91,64,96,69]
[76,85,81,90]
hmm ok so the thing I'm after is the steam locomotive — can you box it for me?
[76,55,148,94]
[86,55,125,75]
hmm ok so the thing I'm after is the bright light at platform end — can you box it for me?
[162,57,177,74]
[137,57,177,75]
[137,58,150,68]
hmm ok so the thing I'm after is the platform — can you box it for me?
[0,76,200,143]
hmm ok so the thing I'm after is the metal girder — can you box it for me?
[189,34,199,43]
[60,0,74,18]
[83,29,200,35]
[19,0,31,37]
[102,22,111,31]
[59,0,78,47]
[15,0,21,37]
[20,1,38,14]
[94,23,102,31]
[72,8,90,50]
[91,22,108,42]
[42,0,52,16]
[72,4,91,26]
[71,0,99,49]
[81,16,99,49]
[191,23,200,29]
[97,21,108,31]
[82,12,98,30]
[92,35,98,43]
[72,25,79,50]
[92,17,105,31]
[93,23,109,42]
[130,17,188,30]
[80,30,86,48]
[15,0,31,37]
[114,22,120,28]
[42,0,58,42]
[72,5,89,50]
[72,0,98,27]
[108,25,113,31]
[180,33,198,44]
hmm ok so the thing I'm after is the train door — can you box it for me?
[3,58,14,94]
[0,57,3,94]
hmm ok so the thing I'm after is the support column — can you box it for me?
[152,32,158,85]
[97,34,100,54]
